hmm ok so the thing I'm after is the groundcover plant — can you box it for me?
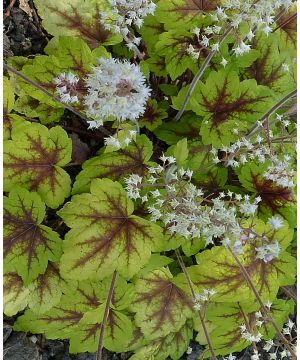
[3,0,297,359]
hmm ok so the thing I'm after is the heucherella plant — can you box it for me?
[3,0,297,359]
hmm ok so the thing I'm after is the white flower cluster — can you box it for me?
[186,26,221,60]
[125,157,262,247]
[104,129,137,149]
[101,0,156,37]
[54,72,79,104]
[211,135,272,167]
[256,240,281,263]
[193,289,216,311]
[240,323,263,343]
[268,216,284,230]
[263,155,295,188]
[208,0,295,58]
[262,318,295,359]
[83,57,151,124]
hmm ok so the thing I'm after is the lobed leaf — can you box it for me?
[4,272,30,316]
[34,0,122,49]
[4,122,72,208]
[59,179,164,280]
[188,229,296,304]
[72,135,154,194]
[4,187,62,285]
[133,268,193,340]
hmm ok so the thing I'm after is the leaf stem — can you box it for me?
[227,247,296,358]
[175,249,217,360]
[280,286,297,303]
[246,89,297,137]
[3,62,112,137]
[173,26,232,122]
[96,271,118,360]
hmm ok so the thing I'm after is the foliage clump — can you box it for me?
[3,0,297,359]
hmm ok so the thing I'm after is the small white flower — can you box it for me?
[221,57,228,67]
[282,63,290,72]
[87,120,103,129]
[104,136,121,149]
[268,216,283,229]
[211,42,220,52]
[265,300,272,309]
[263,339,274,352]
[186,346,193,355]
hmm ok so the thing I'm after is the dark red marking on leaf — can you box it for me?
[4,272,24,297]
[169,0,220,19]
[106,311,124,341]
[71,192,154,271]
[275,10,297,47]
[34,262,61,299]
[41,308,83,325]
[87,141,149,182]
[5,132,63,193]
[135,273,193,335]
[142,104,161,126]
[172,125,200,139]
[78,288,100,308]
[252,175,293,213]
[201,77,268,126]
[46,4,112,49]
[81,323,101,343]
[246,44,284,88]
[195,254,287,298]
[4,194,53,271]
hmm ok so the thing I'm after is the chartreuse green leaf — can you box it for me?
[72,135,154,194]
[69,275,134,353]
[15,275,135,354]
[263,299,295,339]
[156,29,199,80]
[237,162,296,228]
[196,301,259,356]
[13,92,64,125]
[173,138,189,165]
[138,14,165,55]
[4,188,62,285]
[244,32,296,96]
[188,218,295,303]
[154,112,202,145]
[18,37,108,107]
[70,305,133,353]
[129,321,193,360]
[3,76,24,140]
[275,4,296,57]
[155,0,220,30]
[197,299,294,357]
[18,55,65,107]
[13,279,105,339]
[27,262,66,314]
[184,141,228,188]
[135,254,174,278]
[173,70,273,148]
[133,268,193,341]
[34,0,122,49]
[44,36,109,70]
[58,179,164,280]
[139,99,168,131]
[4,122,72,208]
[4,272,30,316]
